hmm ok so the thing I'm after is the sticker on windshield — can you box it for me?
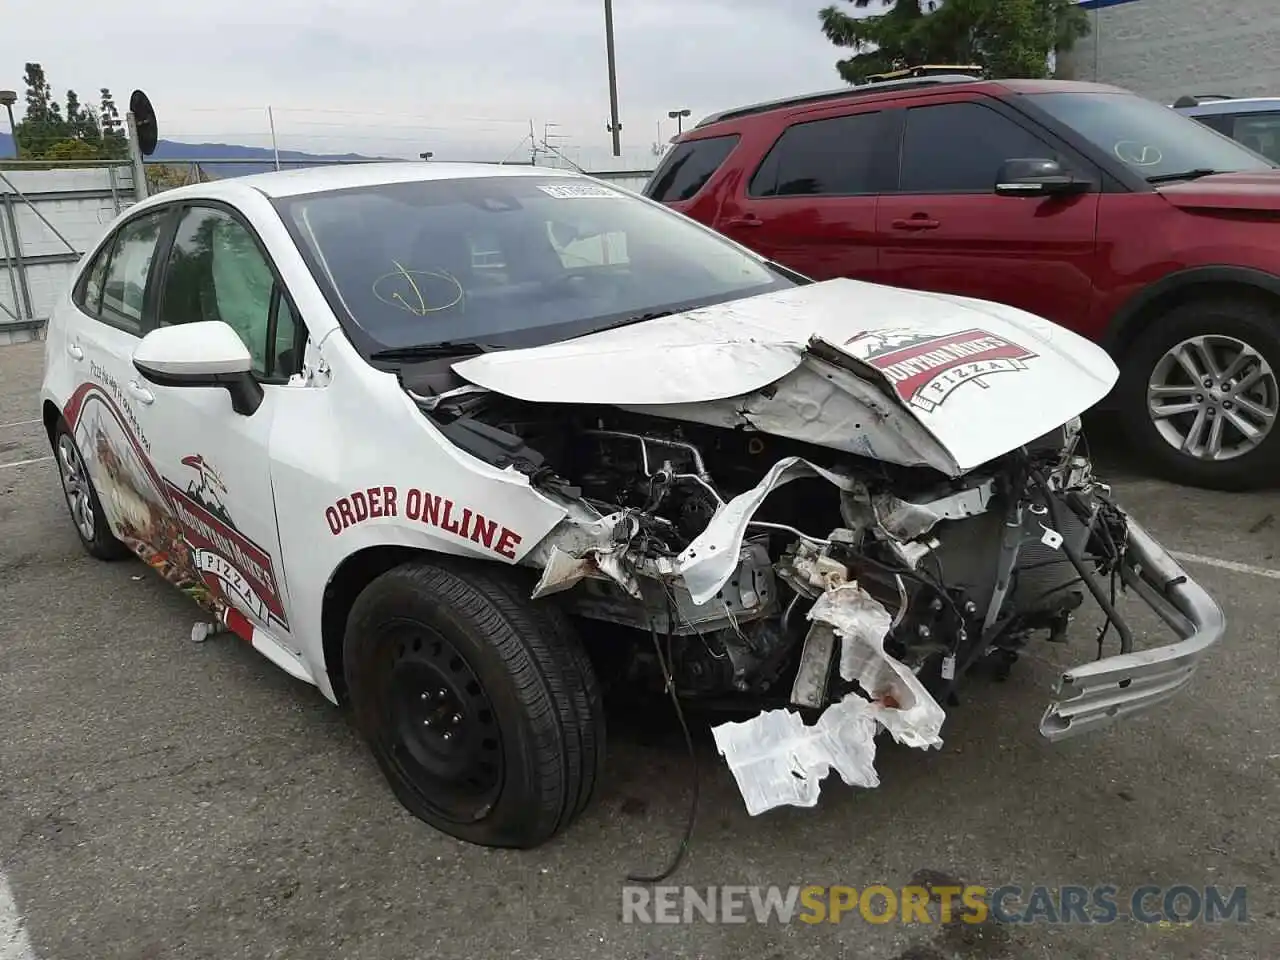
[536,183,620,200]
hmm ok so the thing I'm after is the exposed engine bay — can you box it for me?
[423,385,1131,740]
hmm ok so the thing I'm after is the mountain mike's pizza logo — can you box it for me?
[844,327,1039,413]
[163,455,290,630]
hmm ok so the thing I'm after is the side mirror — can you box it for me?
[133,320,264,416]
[995,158,1088,198]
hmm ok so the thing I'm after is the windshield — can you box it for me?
[1024,91,1277,180]
[276,176,792,353]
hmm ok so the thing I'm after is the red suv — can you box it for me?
[645,76,1280,490]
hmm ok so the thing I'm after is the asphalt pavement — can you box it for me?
[1,338,1276,960]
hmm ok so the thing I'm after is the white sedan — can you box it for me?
[39,163,1223,846]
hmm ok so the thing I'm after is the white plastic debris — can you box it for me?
[711,694,881,816]
[191,621,218,643]
[809,582,946,750]
[713,581,948,815]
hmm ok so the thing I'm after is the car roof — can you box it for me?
[136,161,584,208]
[1174,97,1280,116]
[689,78,1131,134]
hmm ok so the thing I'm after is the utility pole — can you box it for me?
[0,91,17,159]
[125,110,148,201]
[603,0,622,156]
[267,106,281,171]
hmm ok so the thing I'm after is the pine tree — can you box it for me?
[819,0,1089,84]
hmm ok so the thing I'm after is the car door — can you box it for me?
[875,96,1100,331]
[137,201,307,661]
[712,108,892,281]
[61,205,179,563]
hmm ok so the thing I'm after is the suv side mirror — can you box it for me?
[995,158,1087,198]
[133,320,264,416]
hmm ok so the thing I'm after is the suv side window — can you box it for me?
[158,205,301,380]
[750,112,881,197]
[899,101,1065,194]
[645,135,739,202]
[87,211,166,335]
[1229,112,1280,162]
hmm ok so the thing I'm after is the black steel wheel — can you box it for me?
[380,620,505,824]
[344,559,604,848]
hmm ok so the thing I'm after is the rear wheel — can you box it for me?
[344,559,604,848]
[53,420,131,560]
[1118,297,1280,490]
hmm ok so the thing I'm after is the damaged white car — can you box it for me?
[40,163,1224,847]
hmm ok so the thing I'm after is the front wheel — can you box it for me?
[344,559,604,848]
[1118,297,1280,491]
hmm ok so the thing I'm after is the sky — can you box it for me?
[1,0,888,170]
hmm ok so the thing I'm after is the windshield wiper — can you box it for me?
[588,309,678,334]
[1146,168,1220,184]
[369,341,498,362]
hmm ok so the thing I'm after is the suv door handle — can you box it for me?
[126,379,155,405]
[67,343,84,361]
[890,216,941,231]
[725,215,764,227]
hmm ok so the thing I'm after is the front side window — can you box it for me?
[899,101,1065,193]
[158,206,298,378]
[1025,91,1277,181]
[750,112,882,197]
[96,211,166,335]
[277,177,792,353]
[644,135,739,202]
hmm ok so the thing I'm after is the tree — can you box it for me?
[15,62,71,157]
[10,65,129,161]
[819,0,1090,84]
[98,88,127,160]
[65,89,103,148]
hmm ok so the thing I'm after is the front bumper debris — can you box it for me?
[1039,516,1225,741]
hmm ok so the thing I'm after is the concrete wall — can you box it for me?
[0,166,135,345]
[1061,0,1280,102]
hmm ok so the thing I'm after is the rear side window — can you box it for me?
[899,101,1062,193]
[76,240,113,317]
[90,211,166,336]
[645,135,739,202]
[1228,111,1280,162]
[750,112,882,197]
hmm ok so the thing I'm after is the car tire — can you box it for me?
[344,558,605,849]
[1118,297,1280,491]
[52,419,132,561]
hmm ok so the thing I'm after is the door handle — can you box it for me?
[725,215,764,227]
[890,217,941,230]
[67,343,84,361]
[126,379,155,405]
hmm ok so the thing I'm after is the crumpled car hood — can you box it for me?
[452,278,1118,475]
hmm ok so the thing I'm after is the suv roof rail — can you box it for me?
[865,64,984,83]
[693,74,983,129]
[1173,93,1236,107]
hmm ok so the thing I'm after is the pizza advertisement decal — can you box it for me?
[163,455,290,631]
[844,327,1039,413]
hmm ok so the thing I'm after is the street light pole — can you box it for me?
[0,91,18,159]
[667,108,691,136]
[603,0,622,156]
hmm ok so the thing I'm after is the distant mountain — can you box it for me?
[0,132,393,177]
